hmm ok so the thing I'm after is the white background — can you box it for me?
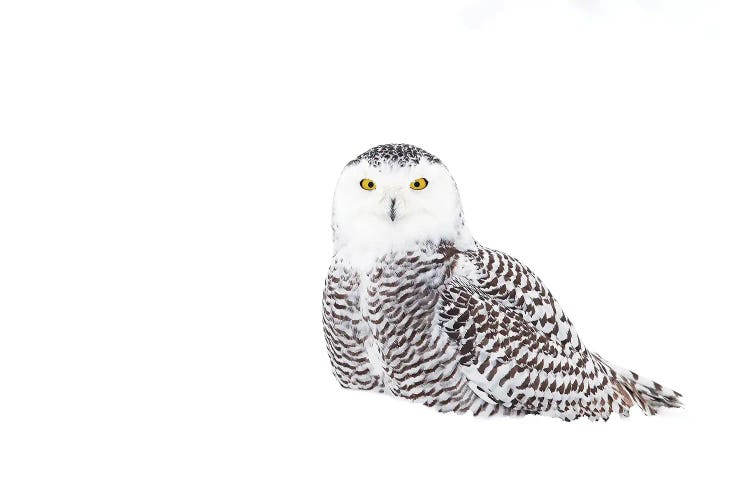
[1,1,748,499]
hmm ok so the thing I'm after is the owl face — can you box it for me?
[331,145,473,262]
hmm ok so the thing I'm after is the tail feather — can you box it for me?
[593,353,683,415]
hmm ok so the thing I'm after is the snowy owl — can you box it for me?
[322,144,682,421]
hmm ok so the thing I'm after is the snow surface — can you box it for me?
[1,1,748,499]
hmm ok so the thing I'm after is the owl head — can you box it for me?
[331,144,474,264]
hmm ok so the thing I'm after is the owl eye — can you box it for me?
[410,178,428,190]
[360,179,376,190]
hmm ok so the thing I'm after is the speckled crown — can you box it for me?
[348,144,441,168]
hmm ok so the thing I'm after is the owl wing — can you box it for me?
[463,245,583,350]
[437,275,627,418]
[436,243,653,418]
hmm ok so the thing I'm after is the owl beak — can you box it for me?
[389,198,397,221]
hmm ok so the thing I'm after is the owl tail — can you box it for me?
[594,354,683,415]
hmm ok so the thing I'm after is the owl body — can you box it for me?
[324,241,506,415]
[323,144,682,421]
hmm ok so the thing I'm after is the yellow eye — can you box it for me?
[410,178,428,190]
[360,178,376,190]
